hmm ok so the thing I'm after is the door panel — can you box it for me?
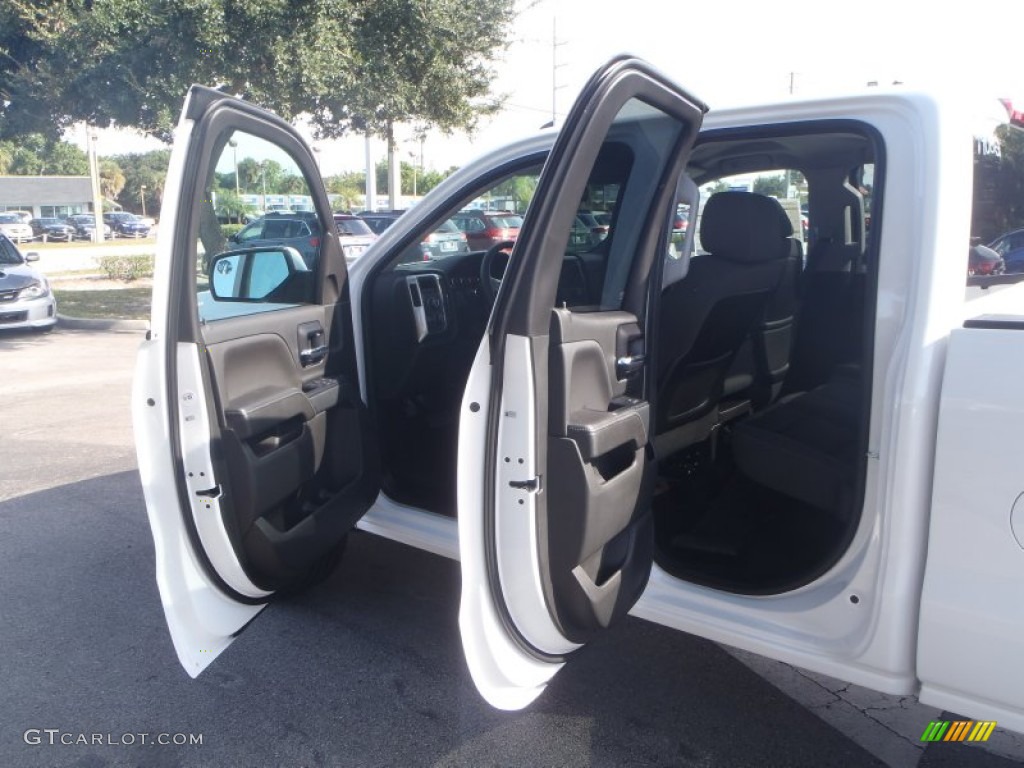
[134,85,378,677]
[458,56,707,708]
[546,308,652,640]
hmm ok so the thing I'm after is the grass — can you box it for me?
[53,286,152,320]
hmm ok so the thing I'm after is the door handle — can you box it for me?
[300,345,328,366]
[616,354,646,379]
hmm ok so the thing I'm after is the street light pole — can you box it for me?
[409,150,417,198]
[260,163,267,213]
[229,138,239,196]
[87,130,104,243]
[140,185,147,217]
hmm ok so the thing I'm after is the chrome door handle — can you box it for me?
[300,345,328,365]
[616,354,646,379]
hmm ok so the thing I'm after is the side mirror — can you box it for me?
[207,246,306,302]
[24,252,40,262]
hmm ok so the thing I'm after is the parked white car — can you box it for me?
[133,57,1024,734]
[0,234,57,330]
[0,212,35,243]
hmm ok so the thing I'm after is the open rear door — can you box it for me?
[918,316,1024,733]
[133,87,378,677]
[457,56,706,709]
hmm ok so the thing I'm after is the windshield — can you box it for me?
[0,214,20,224]
[0,236,23,264]
[335,217,374,236]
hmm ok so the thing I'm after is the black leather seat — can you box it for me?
[723,237,803,408]
[732,370,861,515]
[655,191,794,457]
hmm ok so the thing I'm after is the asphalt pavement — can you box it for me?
[0,327,1021,767]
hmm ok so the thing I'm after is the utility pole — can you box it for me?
[551,16,566,127]
[364,132,376,212]
[87,128,104,243]
[229,138,239,196]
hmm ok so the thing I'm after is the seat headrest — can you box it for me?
[700,191,794,264]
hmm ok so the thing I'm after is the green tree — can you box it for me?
[3,0,516,148]
[99,159,125,200]
[213,188,254,223]
[235,157,263,194]
[325,171,367,211]
[374,159,455,196]
[315,0,515,205]
[752,174,787,198]
[0,133,88,174]
[2,0,358,141]
[491,174,537,212]
[111,149,170,215]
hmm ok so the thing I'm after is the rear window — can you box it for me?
[488,215,523,228]
[335,216,373,236]
[434,219,461,234]
[362,216,396,235]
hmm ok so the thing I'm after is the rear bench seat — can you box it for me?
[731,371,861,516]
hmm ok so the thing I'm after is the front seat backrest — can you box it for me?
[655,191,793,456]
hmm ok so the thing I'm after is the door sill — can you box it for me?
[357,493,459,560]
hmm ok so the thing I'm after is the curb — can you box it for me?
[57,314,150,332]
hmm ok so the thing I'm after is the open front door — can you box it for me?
[458,57,706,709]
[133,87,378,677]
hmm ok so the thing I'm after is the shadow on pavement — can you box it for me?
[0,470,908,767]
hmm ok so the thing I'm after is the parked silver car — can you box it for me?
[0,233,56,331]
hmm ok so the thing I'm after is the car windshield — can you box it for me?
[335,217,373,236]
[0,236,23,264]
[0,214,21,224]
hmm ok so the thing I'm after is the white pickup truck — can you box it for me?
[134,56,1024,732]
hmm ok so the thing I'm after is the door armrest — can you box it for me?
[566,402,650,461]
[225,387,315,440]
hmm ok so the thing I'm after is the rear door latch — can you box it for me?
[508,476,541,493]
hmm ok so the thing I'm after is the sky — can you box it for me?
[72,0,1024,176]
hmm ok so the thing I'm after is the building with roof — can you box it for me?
[0,176,96,219]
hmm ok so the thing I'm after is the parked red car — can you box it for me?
[451,210,523,251]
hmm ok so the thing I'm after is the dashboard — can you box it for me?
[367,249,599,403]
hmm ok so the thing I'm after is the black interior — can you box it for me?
[650,125,880,594]
[362,122,881,598]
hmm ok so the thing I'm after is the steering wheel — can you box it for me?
[479,240,515,303]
